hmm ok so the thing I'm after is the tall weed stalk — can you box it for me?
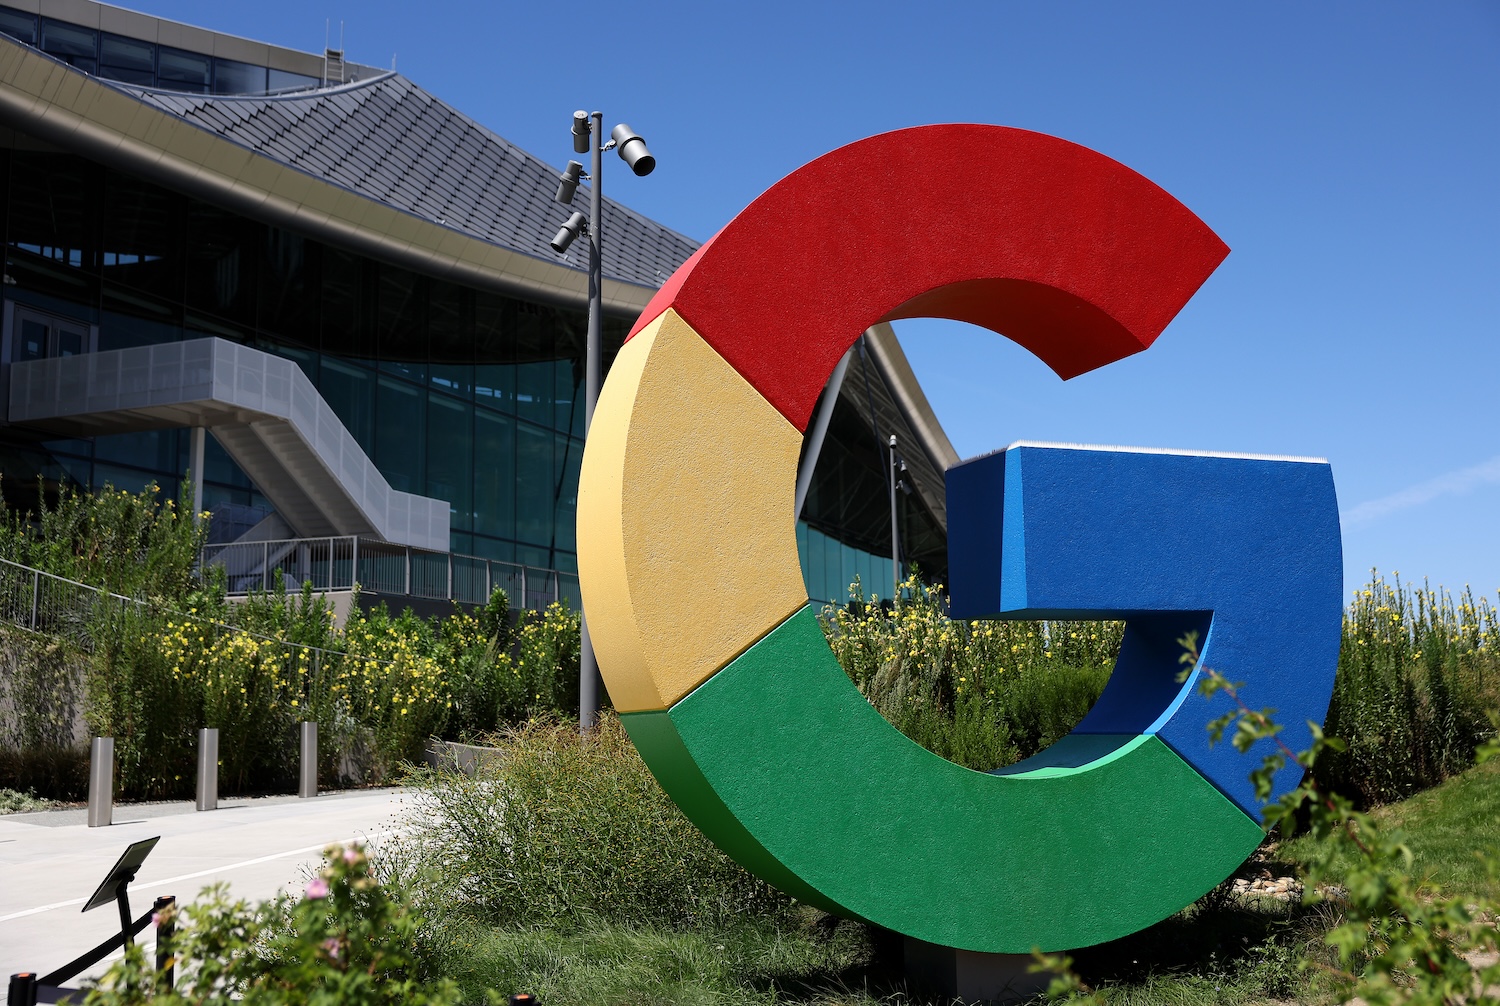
[1321,573,1498,805]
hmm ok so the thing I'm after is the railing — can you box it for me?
[199,536,581,612]
[0,557,131,652]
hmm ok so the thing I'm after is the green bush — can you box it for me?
[820,573,1119,770]
[390,714,793,931]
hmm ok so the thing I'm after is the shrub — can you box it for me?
[83,844,460,1006]
[389,714,794,931]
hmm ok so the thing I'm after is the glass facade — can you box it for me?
[0,138,629,574]
[0,6,321,94]
[798,391,949,593]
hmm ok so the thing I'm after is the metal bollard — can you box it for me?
[87,737,114,828]
[9,972,38,1006]
[298,721,317,798]
[196,728,218,811]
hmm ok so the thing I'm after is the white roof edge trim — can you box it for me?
[956,440,1329,466]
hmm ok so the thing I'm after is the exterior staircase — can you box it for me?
[8,337,449,551]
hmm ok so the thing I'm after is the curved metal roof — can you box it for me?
[118,72,698,293]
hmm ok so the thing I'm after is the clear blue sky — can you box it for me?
[127,1,1500,599]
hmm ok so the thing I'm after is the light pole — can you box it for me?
[888,434,910,603]
[550,111,656,731]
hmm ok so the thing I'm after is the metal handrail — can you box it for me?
[198,536,580,612]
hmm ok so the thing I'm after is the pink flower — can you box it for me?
[343,847,360,865]
[304,877,329,899]
[322,938,341,961]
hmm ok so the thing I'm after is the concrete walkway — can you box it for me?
[0,788,409,985]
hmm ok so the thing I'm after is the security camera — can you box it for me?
[610,123,655,177]
[572,111,591,154]
[555,160,584,205]
[551,210,587,253]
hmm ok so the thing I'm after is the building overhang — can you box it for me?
[0,38,665,320]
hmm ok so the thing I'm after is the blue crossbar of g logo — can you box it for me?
[946,441,1344,817]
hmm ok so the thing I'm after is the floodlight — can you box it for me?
[551,210,587,253]
[572,111,591,154]
[555,160,584,205]
[610,123,655,176]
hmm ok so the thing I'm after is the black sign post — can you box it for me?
[8,838,175,1006]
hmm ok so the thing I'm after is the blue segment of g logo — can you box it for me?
[946,442,1343,817]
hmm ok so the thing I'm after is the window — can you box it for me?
[40,19,96,73]
[213,58,267,95]
[157,47,211,93]
[99,33,155,86]
[10,305,94,362]
[0,7,37,45]
[268,68,319,93]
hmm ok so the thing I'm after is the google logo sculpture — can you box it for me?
[577,125,1342,953]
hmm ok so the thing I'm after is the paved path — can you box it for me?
[0,788,409,984]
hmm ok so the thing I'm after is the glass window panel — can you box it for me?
[213,58,267,94]
[318,357,375,456]
[17,319,46,361]
[7,152,98,287]
[320,246,371,360]
[426,393,473,532]
[0,9,37,45]
[511,305,553,427]
[376,264,425,381]
[515,544,550,569]
[796,521,810,591]
[185,310,253,343]
[468,535,515,563]
[258,228,318,347]
[158,47,212,92]
[40,19,95,62]
[553,433,579,553]
[102,168,182,300]
[473,407,515,541]
[55,326,83,356]
[100,284,181,350]
[56,455,91,490]
[514,361,554,428]
[92,462,167,497]
[554,308,585,433]
[473,290,514,410]
[427,279,472,396]
[268,68,319,92]
[186,199,259,324]
[97,62,153,85]
[555,355,582,435]
[95,430,179,473]
[98,33,154,84]
[375,376,424,493]
[514,420,552,546]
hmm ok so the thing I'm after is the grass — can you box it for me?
[423,914,885,1006]
[414,886,1332,1006]
[1282,753,1500,901]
